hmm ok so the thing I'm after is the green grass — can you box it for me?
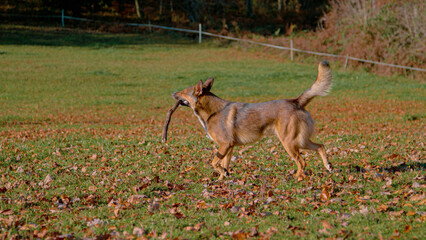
[0,25,425,239]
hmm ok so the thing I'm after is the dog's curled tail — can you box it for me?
[296,60,332,108]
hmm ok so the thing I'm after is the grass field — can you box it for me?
[0,25,425,239]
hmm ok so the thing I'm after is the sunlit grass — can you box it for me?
[0,25,424,239]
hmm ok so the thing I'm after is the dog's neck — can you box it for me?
[195,93,230,122]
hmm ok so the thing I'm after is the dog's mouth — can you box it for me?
[179,100,190,107]
[172,92,190,107]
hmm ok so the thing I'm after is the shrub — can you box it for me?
[316,0,425,76]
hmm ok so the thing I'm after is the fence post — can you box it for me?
[199,24,202,44]
[62,9,64,27]
[290,39,293,61]
[344,55,349,69]
[148,21,152,32]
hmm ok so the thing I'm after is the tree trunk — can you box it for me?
[186,0,196,23]
[135,0,143,18]
[246,0,254,17]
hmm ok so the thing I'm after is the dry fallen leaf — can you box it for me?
[249,227,259,237]
[406,211,416,216]
[320,187,330,202]
[390,210,404,217]
[43,174,54,185]
[148,202,160,212]
[404,225,411,233]
[193,221,205,231]
[409,194,424,202]
[359,205,369,215]
[133,226,145,236]
[0,209,13,215]
[377,204,389,212]
[322,220,334,230]
[184,226,194,231]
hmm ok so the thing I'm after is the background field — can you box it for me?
[0,26,425,239]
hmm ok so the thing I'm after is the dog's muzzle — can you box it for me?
[172,92,189,107]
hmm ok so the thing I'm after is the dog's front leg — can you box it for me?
[220,147,234,177]
[212,145,232,180]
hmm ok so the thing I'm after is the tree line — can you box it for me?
[3,0,330,33]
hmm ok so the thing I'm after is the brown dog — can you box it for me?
[173,61,333,180]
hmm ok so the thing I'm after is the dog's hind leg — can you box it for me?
[280,142,306,181]
[212,144,233,180]
[220,147,234,177]
[304,140,333,172]
[276,119,307,180]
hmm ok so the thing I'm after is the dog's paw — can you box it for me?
[295,172,307,181]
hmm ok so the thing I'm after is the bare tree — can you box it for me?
[135,0,143,18]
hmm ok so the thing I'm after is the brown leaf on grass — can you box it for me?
[173,211,186,219]
[249,227,259,237]
[321,220,334,230]
[320,187,330,202]
[393,229,401,238]
[133,226,145,236]
[406,211,416,216]
[184,226,194,231]
[0,209,13,215]
[404,225,412,233]
[318,228,330,235]
[43,174,54,185]
[390,210,404,217]
[158,231,168,240]
[147,202,160,212]
[409,194,424,202]
[359,205,369,215]
[377,204,389,212]
[127,195,146,205]
[231,231,248,240]
[417,199,426,205]
[35,227,48,238]
[193,221,206,231]
[184,222,205,232]
[113,208,120,217]
[19,223,37,230]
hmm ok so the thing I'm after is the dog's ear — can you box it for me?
[194,80,203,96]
[203,77,214,91]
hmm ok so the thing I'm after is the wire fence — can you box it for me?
[3,12,425,73]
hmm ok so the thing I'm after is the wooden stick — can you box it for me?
[162,100,181,143]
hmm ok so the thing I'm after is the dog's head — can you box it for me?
[172,77,214,108]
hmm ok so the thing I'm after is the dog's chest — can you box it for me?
[193,110,213,140]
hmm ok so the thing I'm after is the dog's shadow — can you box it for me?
[381,162,426,173]
[347,162,426,174]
